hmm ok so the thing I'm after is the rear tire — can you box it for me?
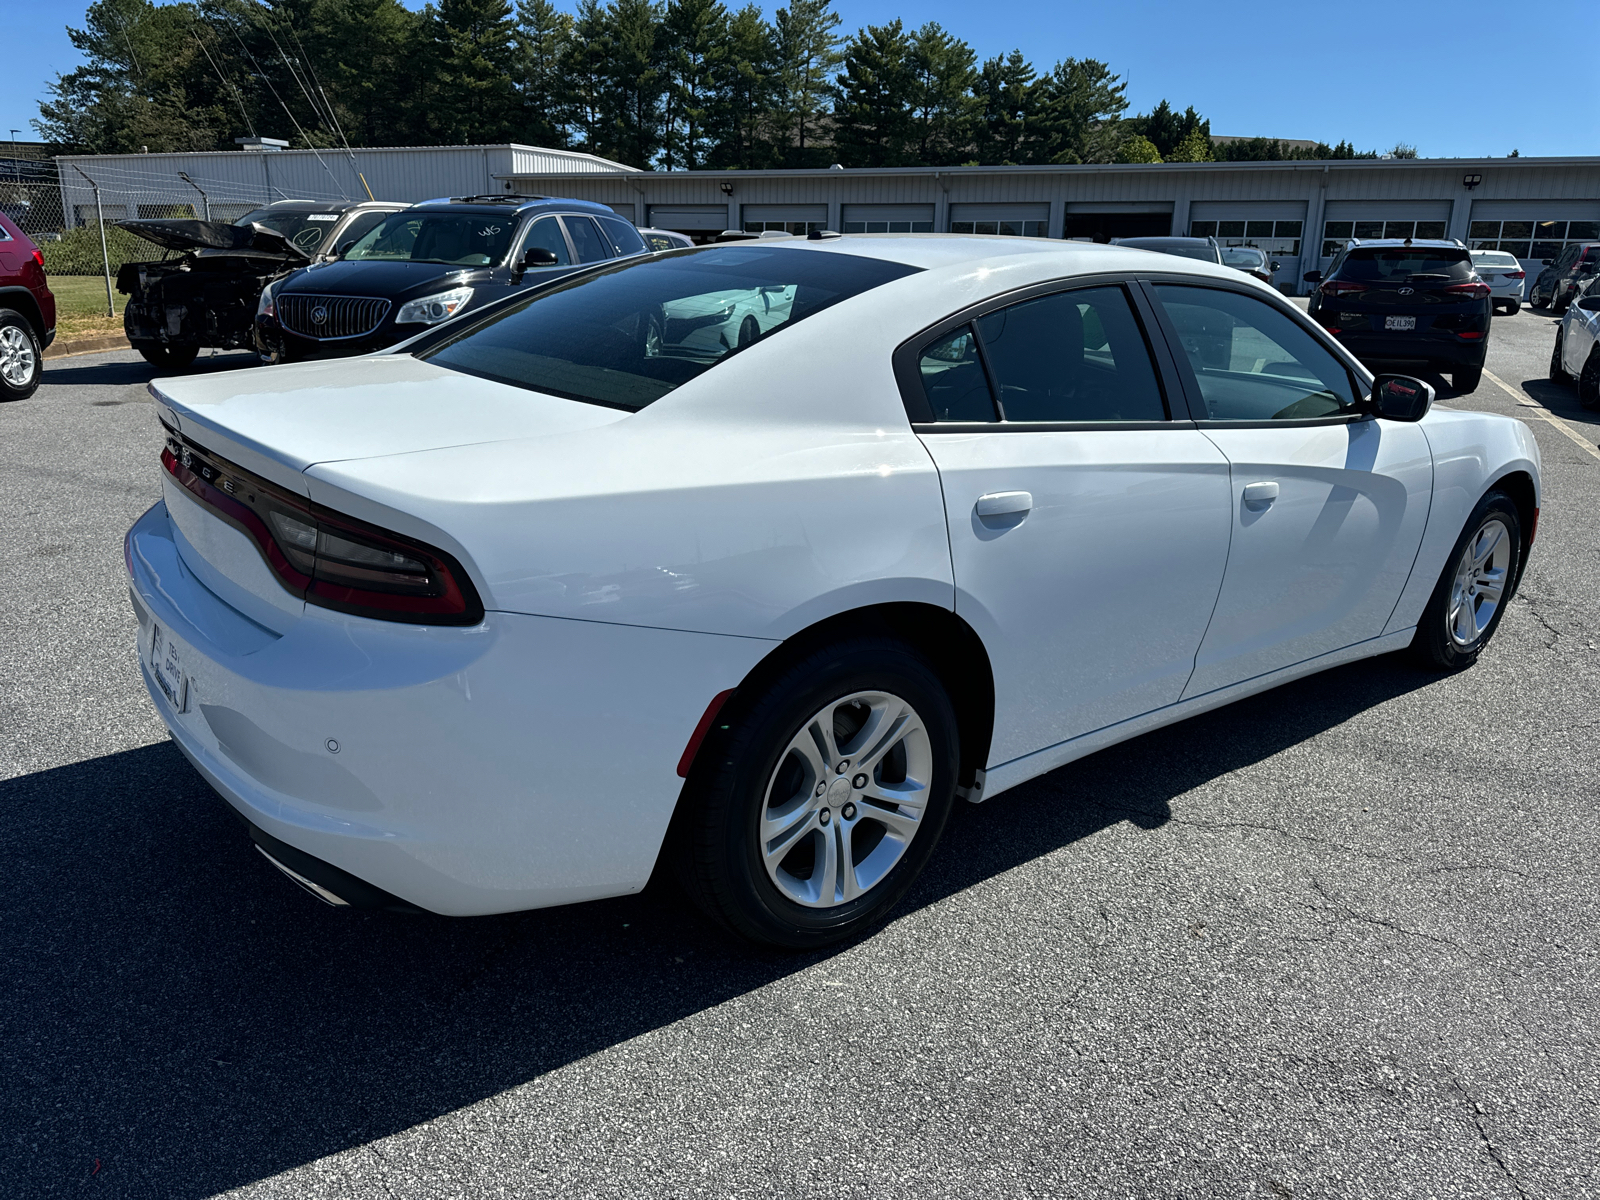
[136,343,199,370]
[0,308,43,401]
[1411,491,1521,670]
[1452,366,1482,394]
[1550,331,1568,382]
[673,636,960,949]
[1580,348,1600,410]
[1504,299,1519,315]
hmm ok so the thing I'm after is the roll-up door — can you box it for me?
[1319,200,1452,258]
[742,204,827,235]
[949,202,1049,237]
[1466,199,1599,260]
[841,204,934,233]
[647,205,730,234]
[605,202,636,222]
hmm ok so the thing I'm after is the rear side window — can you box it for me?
[1337,248,1471,282]
[975,287,1167,422]
[918,328,995,421]
[563,216,613,264]
[1155,284,1358,421]
[598,216,648,257]
[420,245,919,411]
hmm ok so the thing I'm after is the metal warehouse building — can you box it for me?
[53,144,1600,295]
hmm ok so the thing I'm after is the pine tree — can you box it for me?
[662,0,730,169]
[1167,124,1213,162]
[907,23,978,166]
[596,0,667,168]
[514,0,573,147]
[1032,57,1126,164]
[832,19,915,167]
[427,0,521,144]
[705,3,778,169]
[973,50,1035,165]
[773,0,842,164]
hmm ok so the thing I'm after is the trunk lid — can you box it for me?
[117,218,311,262]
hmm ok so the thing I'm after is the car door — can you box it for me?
[906,279,1234,764]
[560,215,617,268]
[1145,281,1433,698]
[1566,291,1600,374]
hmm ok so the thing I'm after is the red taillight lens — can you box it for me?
[1507,270,1525,280]
[161,434,482,625]
[1322,279,1367,297]
[1444,282,1491,301]
[32,248,45,269]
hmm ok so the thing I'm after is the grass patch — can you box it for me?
[47,274,126,340]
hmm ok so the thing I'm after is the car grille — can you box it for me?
[278,294,391,340]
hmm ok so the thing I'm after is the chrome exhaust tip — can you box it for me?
[254,844,351,906]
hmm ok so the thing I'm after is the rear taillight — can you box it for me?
[161,435,483,625]
[1443,281,1491,301]
[1507,270,1525,280]
[31,248,45,269]
[1322,280,1367,297]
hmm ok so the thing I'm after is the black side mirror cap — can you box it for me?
[1303,270,1323,283]
[335,240,356,257]
[1369,374,1434,422]
[522,247,560,269]
[1541,258,1554,265]
[1270,260,1281,271]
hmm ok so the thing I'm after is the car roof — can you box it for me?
[408,195,619,218]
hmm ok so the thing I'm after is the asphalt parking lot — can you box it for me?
[3,308,1598,1199]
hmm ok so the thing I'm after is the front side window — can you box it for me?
[520,216,571,266]
[563,216,613,264]
[344,212,519,266]
[334,210,391,253]
[974,286,1168,422]
[420,245,918,410]
[1155,285,1358,421]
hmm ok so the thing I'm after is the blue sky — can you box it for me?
[7,0,1597,158]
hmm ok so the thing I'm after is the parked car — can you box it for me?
[117,200,405,369]
[1530,242,1600,313]
[1220,245,1277,285]
[254,195,649,363]
[129,237,1540,947]
[0,208,55,400]
[1110,235,1223,264]
[1470,249,1526,315]
[1549,275,1600,407]
[1305,238,1490,393]
[639,227,694,252]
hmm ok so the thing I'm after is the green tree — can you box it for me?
[514,0,574,147]
[1032,57,1126,164]
[973,50,1036,164]
[425,0,521,144]
[832,19,915,167]
[1166,124,1213,162]
[773,0,842,164]
[562,0,611,152]
[907,22,978,166]
[1116,133,1161,163]
[1387,142,1418,159]
[595,0,666,167]
[704,3,779,169]
[661,0,729,169]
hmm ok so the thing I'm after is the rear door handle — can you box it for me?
[1242,481,1280,507]
[975,491,1033,518]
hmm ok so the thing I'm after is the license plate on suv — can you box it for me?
[1385,315,1416,332]
[149,622,188,713]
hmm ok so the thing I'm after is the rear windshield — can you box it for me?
[1472,252,1519,268]
[1338,247,1472,282]
[235,207,343,255]
[420,246,919,410]
[345,212,520,267]
[1221,247,1267,267]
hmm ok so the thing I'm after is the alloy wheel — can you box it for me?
[0,325,36,389]
[759,690,933,909]
[1447,517,1513,648]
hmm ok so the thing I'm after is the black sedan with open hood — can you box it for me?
[116,199,402,369]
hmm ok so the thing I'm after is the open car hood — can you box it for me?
[115,218,311,261]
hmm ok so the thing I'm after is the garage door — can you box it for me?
[950,203,1049,237]
[841,204,934,233]
[647,205,730,233]
[1320,200,1452,258]
[742,204,827,235]
[1466,199,1599,260]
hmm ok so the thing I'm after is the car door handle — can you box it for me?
[975,491,1033,518]
[1243,481,1280,506]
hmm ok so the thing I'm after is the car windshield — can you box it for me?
[419,246,919,410]
[235,207,343,254]
[1472,252,1519,269]
[345,212,520,267]
[1221,248,1267,267]
[1339,247,1472,282]
[1120,239,1219,263]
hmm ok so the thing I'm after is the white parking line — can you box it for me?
[1481,366,1600,463]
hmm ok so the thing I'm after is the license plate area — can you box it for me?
[1385,315,1417,331]
[149,622,188,713]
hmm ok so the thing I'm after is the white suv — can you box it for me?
[1471,249,1526,315]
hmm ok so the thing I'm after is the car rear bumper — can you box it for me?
[125,500,770,916]
[1329,330,1488,370]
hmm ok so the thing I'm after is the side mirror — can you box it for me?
[1369,374,1434,422]
[1269,260,1281,271]
[1541,258,1554,266]
[335,240,356,257]
[1303,270,1323,283]
[522,247,559,269]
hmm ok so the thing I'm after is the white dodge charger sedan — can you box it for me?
[127,235,1541,948]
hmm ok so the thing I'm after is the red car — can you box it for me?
[0,210,54,399]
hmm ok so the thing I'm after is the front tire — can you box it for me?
[136,343,199,370]
[1452,366,1482,394]
[1550,331,1568,382]
[1412,492,1522,670]
[0,309,42,400]
[675,637,960,949]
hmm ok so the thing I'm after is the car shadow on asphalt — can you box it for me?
[40,352,259,390]
[0,652,1440,1197]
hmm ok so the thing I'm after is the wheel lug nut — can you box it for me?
[836,760,849,774]
[852,773,868,789]
[815,781,827,796]
[819,808,831,826]
[842,803,857,820]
